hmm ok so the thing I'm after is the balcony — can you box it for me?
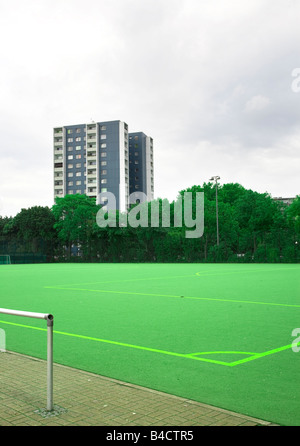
[87,126,97,134]
[87,152,96,161]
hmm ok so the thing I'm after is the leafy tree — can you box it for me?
[52,194,100,260]
[286,195,300,233]
[13,206,56,240]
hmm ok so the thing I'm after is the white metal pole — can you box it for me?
[0,309,54,412]
[0,308,50,320]
[47,315,54,411]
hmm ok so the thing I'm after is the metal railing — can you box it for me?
[0,308,54,411]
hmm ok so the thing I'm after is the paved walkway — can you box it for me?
[0,351,275,426]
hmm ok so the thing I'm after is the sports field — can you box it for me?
[0,263,299,425]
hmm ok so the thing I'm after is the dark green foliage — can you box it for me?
[0,186,299,263]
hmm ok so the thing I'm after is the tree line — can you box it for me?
[0,182,299,263]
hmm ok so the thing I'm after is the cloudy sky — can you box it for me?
[0,0,299,217]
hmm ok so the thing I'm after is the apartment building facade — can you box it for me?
[129,132,154,203]
[54,120,154,211]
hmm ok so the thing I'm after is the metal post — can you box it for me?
[46,314,54,412]
[209,176,221,246]
[0,308,54,412]
[215,181,219,246]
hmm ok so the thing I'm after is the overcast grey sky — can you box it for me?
[0,0,299,217]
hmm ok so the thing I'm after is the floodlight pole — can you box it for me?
[0,308,54,412]
[209,176,220,246]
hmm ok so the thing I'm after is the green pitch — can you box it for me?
[0,263,300,425]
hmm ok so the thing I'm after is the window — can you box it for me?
[76,128,81,133]
[100,152,107,158]
[76,163,81,168]
[68,181,73,186]
[76,172,81,177]
[68,138,73,142]
[101,179,107,184]
[101,170,107,175]
[68,155,73,160]
[75,137,81,142]
[68,164,73,169]
[76,154,81,159]
[101,161,107,166]
[101,188,107,192]
[135,152,138,156]
[67,129,73,134]
[76,190,81,194]
[68,172,73,177]
[76,146,81,151]
[135,160,139,164]
[100,125,106,131]
[101,143,106,148]
[67,146,73,151]
[76,181,81,186]
[100,134,107,140]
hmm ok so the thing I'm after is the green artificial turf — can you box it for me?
[0,263,299,425]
